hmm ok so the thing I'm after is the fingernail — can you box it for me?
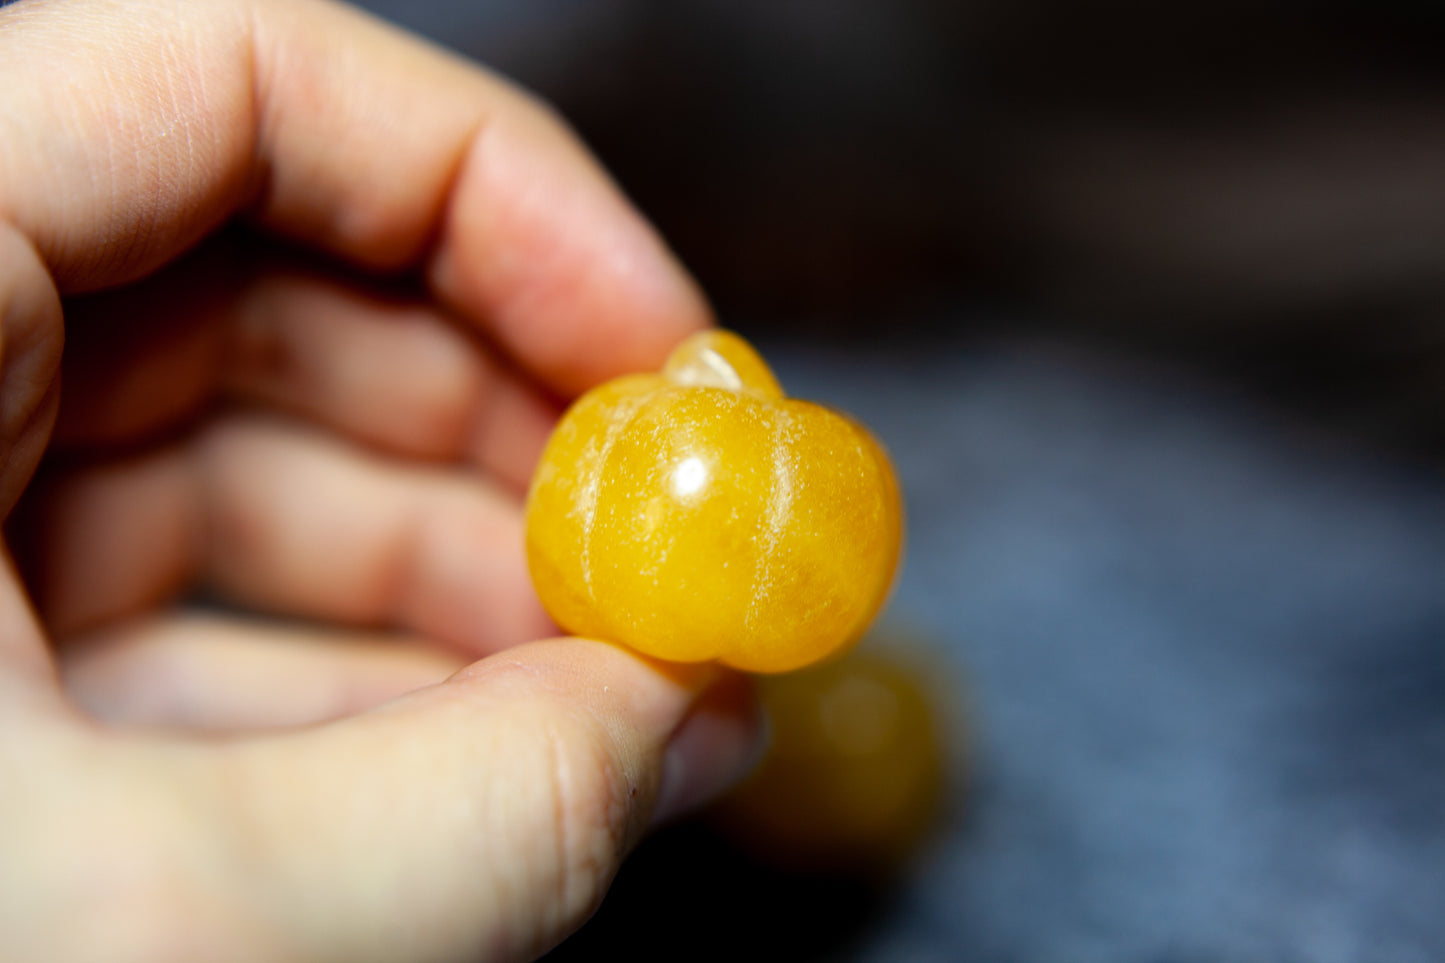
[652,672,770,827]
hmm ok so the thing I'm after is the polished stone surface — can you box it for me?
[527,331,900,672]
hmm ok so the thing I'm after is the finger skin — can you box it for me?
[0,220,63,695]
[199,418,554,654]
[0,546,60,712]
[22,417,553,654]
[61,612,467,732]
[0,0,709,393]
[214,639,750,963]
[0,640,762,963]
[224,273,548,476]
[55,260,560,491]
[17,447,202,640]
[0,221,63,520]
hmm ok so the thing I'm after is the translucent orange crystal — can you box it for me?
[524,330,903,673]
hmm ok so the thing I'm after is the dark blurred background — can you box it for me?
[362,0,1445,452]
[351,3,1445,960]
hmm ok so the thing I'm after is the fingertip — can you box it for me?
[445,640,767,830]
[652,670,768,827]
[447,636,707,737]
[429,106,712,397]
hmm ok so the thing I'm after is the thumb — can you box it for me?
[211,638,764,963]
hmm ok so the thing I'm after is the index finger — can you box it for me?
[0,0,710,395]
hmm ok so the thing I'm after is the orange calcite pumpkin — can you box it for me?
[524,330,902,673]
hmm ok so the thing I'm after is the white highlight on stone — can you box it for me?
[672,456,709,497]
[579,394,647,600]
[747,414,795,632]
[671,346,743,391]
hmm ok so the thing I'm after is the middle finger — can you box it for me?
[56,250,559,494]
[19,415,554,652]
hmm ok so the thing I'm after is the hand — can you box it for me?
[0,1,763,961]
